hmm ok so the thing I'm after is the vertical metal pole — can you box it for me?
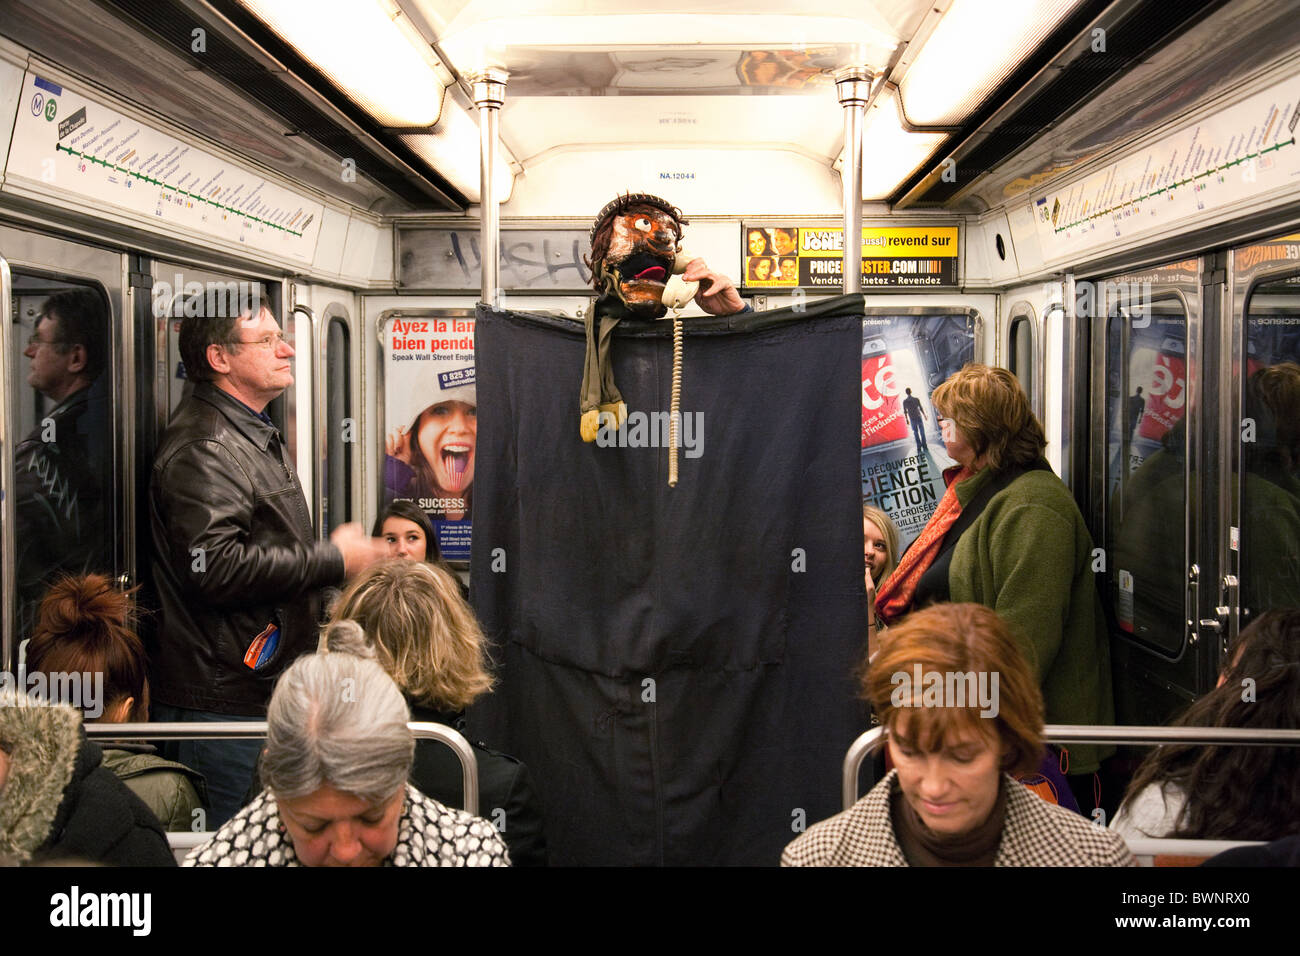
[473,70,508,308]
[836,66,872,295]
[0,255,12,671]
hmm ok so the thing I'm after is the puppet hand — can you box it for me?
[387,425,413,463]
[683,259,746,315]
[580,409,601,443]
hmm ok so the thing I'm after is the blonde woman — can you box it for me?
[862,503,900,618]
[331,560,547,866]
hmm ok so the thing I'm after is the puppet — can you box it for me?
[582,193,698,484]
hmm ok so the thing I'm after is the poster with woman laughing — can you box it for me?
[383,314,476,561]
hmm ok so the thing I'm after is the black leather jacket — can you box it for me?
[149,382,344,714]
[14,383,111,637]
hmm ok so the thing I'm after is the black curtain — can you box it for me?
[467,296,868,865]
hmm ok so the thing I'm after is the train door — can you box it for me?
[1,225,126,669]
[308,297,357,537]
[1227,232,1300,646]
[1089,257,1225,725]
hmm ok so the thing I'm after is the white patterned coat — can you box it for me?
[183,784,510,867]
[782,771,1136,867]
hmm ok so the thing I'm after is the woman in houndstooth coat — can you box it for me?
[783,603,1134,867]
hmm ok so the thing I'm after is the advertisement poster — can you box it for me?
[861,314,977,551]
[1107,317,1188,491]
[742,225,959,290]
[382,315,476,562]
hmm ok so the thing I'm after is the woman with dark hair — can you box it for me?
[782,603,1133,866]
[872,364,1114,808]
[747,257,775,282]
[1111,608,1300,841]
[25,574,207,831]
[372,499,442,564]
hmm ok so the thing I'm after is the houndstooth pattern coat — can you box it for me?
[781,771,1136,867]
[184,784,510,867]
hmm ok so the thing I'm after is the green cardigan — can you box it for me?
[947,466,1115,775]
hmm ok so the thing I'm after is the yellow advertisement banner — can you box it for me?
[742,225,959,289]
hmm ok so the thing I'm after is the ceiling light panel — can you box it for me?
[900,0,1085,126]
[241,0,446,127]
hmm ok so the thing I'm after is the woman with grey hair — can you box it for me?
[184,623,509,866]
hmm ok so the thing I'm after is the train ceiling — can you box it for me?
[3,0,1276,215]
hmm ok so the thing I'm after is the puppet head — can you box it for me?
[586,193,688,318]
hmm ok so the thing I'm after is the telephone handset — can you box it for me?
[661,249,699,311]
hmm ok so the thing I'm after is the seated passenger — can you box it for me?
[782,603,1135,866]
[329,560,548,865]
[25,574,208,832]
[185,623,509,866]
[1202,834,1300,867]
[1110,608,1300,842]
[0,692,175,867]
[371,499,467,598]
[862,503,899,631]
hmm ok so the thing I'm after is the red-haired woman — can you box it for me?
[783,603,1134,866]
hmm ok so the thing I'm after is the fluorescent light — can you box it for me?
[400,99,515,203]
[241,0,445,127]
[901,0,1084,126]
[847,90,948,199]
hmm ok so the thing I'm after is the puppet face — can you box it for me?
[602,206,681,316]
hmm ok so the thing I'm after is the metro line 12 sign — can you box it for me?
[740,225,959,290]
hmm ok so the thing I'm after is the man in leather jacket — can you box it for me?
[149,302,386,826]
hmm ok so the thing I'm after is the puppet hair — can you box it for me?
[584,192,688,290]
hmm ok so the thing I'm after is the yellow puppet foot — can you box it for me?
[580,409,601,442]
[599,401,628,430]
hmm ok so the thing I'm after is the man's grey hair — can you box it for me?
[262,621,413,804]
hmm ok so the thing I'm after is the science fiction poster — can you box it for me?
[861,314,977,551]
[382,314,476,561]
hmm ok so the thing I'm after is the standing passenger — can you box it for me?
[149,302,386,826]
[874,365,1115,810]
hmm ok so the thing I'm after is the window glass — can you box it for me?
[1106,295,1188,655]
[1240,275,1300,619]
[1009,313,1034,399]
[10,277,116,638]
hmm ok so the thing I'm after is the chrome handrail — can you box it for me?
[844,724,1300,811]
[1125,838,1264,857]
[85,720,479,815]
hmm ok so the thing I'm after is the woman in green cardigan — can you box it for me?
[873,364,1115,811]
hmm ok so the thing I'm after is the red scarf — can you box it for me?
[874,466,972,625]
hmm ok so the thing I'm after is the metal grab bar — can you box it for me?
[844,724,1300,811]
[1125,838,1264,857]
[85,720,480,815]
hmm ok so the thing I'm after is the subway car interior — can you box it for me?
[1,0,1299,876]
